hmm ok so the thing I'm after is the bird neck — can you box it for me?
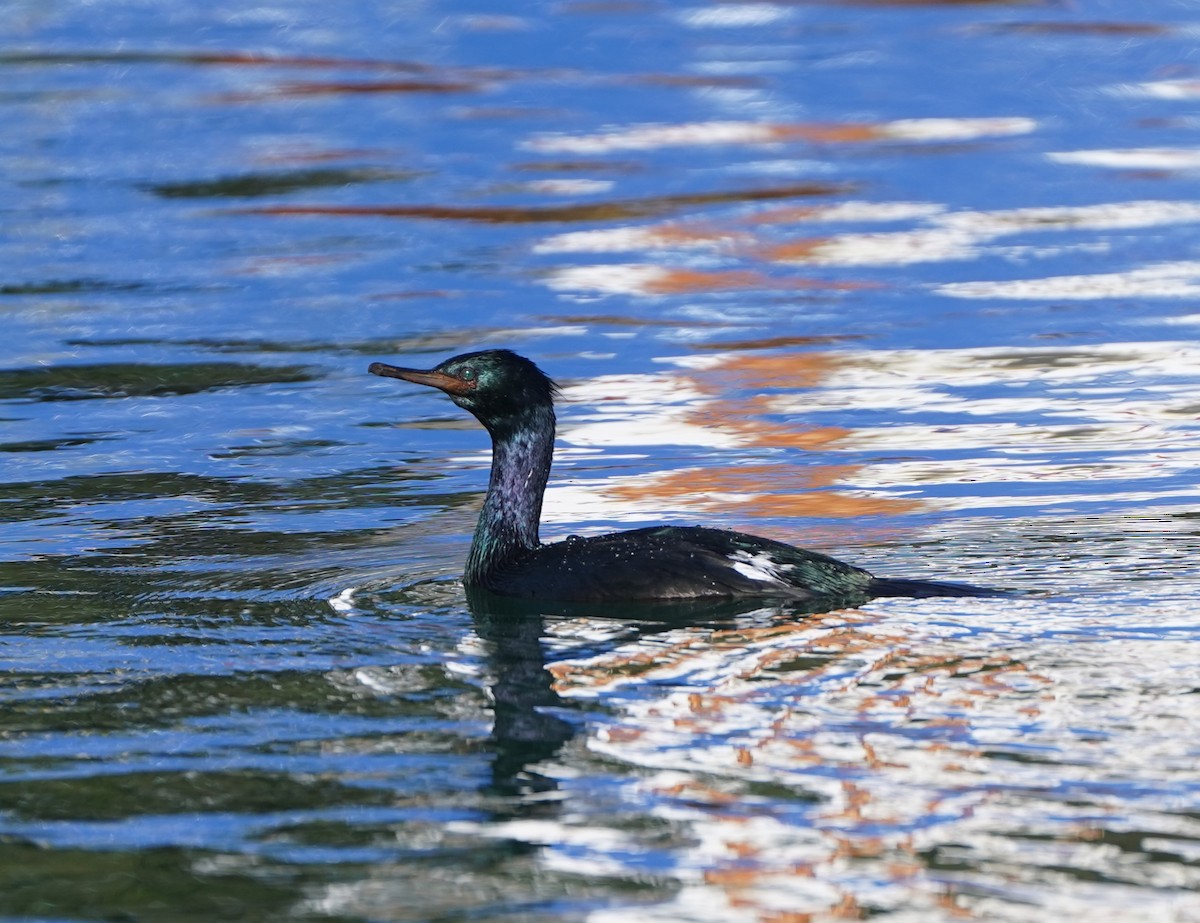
[465,404,555,586]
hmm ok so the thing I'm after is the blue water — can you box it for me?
[4,1,1200,920]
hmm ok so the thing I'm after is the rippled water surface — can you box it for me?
[4,1,1200,920]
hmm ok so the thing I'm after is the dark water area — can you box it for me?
[4,1,1200,920]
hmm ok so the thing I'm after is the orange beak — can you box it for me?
[369,362,474,397]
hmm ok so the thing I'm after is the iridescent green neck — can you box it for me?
[464,404,555,587]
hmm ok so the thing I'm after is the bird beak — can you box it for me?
[369,362,474,396]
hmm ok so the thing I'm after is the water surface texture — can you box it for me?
[3,1,1200,921]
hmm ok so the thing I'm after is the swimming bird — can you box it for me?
[369,349,1004,606]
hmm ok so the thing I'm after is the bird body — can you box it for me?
[369,349,1003,606]
[469,525,874,604]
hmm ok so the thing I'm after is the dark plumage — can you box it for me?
[369,349,1005,606]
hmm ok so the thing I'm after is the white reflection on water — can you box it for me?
[677,4,794,29]
[560,372,740,449]
[939,260,1200,300]
[540,341,1200,527]
[783,342,1200,508]
[1048,148,1200,171]
[534,201,943,257]
[544,263,707,296]
[1117,79,1200,100]
[454,577,1200,921]
[524,117,1035,155]
[536,198,1200,293]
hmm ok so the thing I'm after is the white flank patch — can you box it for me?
[727,550,791,585]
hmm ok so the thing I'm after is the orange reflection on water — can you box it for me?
[599,348,920,522]
[761,238,834,263]
[697,350,844,391]
[643,269,872,295]
[232,181,846,224]
[610,462,916,520]
[643,269,769,294]
[641,220,750,250]
[771,123,889,144]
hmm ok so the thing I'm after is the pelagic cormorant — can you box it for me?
[369,349,1003,606]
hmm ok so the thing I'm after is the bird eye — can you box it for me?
[460,367,476,381]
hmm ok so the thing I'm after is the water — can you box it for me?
[3,1,1200,920]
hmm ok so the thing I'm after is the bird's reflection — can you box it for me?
[467,590,574,798]
[466,588,850,796]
